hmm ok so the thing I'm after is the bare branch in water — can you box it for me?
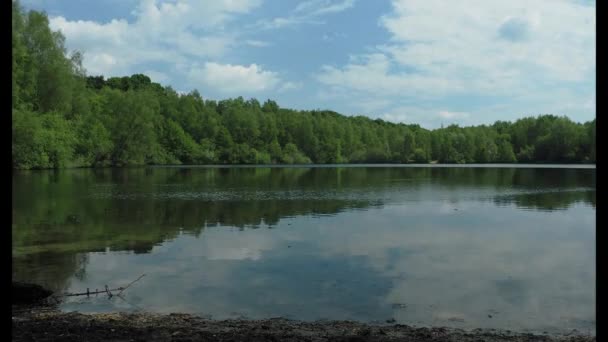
[62,274,146,298]
[117,274,146,296]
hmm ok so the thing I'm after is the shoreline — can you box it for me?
[12,162,597,171]
[12,307,595,342]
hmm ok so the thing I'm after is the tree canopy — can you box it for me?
[12,4,596,169]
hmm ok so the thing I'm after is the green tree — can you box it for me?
[496,134,517,162]
[74,116,113,166]
[160,119,202,164]
[101,89,159,166]
[10,5,597,169]
[402,128,415,162]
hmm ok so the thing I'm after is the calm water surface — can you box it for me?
[12,166,596,334]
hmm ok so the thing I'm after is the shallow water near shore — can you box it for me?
[12,165,596,335]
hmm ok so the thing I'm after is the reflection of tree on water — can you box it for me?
[12,166,595,294]
[493,190,596,211]
[12,251,88,295]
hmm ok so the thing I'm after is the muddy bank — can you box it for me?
[12,307,594,342]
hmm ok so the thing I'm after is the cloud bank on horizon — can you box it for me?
[22,0,595,128]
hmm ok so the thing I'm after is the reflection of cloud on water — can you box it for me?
[298,202,595,333]
[173,228,281,261]
[63,199,596,334]
[14,166,595,334]
[64,222,394,320]
[207,247,261,261]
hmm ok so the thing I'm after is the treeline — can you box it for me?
[12,4,596,169]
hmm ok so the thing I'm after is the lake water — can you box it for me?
[12,165,596,334]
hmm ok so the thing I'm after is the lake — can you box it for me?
[12,165,596,334]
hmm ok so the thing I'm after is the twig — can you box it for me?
[61,274,146,297]
[63,287,124,297]
[116,274,146,296]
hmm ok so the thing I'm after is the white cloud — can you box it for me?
[318,0,594,96]
[245,40,271,47]
[278,81,302,92]
[317,53,460,98]
[49,0,262,76]
[380,0,594,84]
[315,0,355,15]
[46,0,313,97]
[380,106,462,128]
[254,17,298,30]
[295,0,356,16]
[191,62,283,94]
[255,0,355,30]
[380,112,409,124]
[315,0,595,127]
[322,31,347,42]
[438,111,470,120]
[132,0,261,30]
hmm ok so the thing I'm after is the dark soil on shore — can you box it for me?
[12,305,595,342]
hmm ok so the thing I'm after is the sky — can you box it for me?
[20,0,596,128]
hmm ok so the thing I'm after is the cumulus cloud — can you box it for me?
[380,0,594,83]
[438,111,470,119]
[316,0,595,127]
[317,53,462,98]
[278,81,303,92]
[47,0,304,97]
[498,17,531,42]
[380,106,467,128]
[49,0,261,77]
[190,62,282,94]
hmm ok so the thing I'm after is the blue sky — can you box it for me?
[21,0,595,128]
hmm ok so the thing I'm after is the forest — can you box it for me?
[12,4,596,170]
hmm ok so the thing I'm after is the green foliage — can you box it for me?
[160,119,202,164]
[496,134,517,163]
[100,89,159,166]
[12,109,76,169]
[282,143,312,164]
[413,148,429,163]
[12,109,47,169]
[402,128,415,162]
[74,116,113,166]
[11,6,596,169]
[39,113,77,168]
[516,145,535,163]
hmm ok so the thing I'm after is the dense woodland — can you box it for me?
[12,4,596,170]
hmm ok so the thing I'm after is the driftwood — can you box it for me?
[63,274,146,298]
